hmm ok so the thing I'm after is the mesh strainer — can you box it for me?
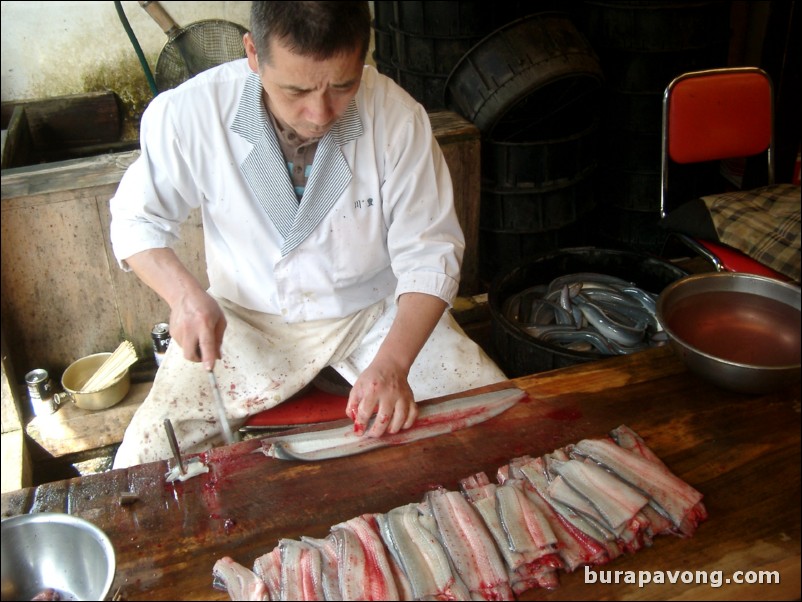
[139,1,248,92]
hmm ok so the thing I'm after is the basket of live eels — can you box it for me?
[213,424,707,600]
[489,247,688,376]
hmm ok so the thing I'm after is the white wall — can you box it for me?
[1,1,252,102]
[1,1,374,138]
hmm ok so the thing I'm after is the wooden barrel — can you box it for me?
[445,12,604,138]
[488,247,688,376]
[580,0,731,248]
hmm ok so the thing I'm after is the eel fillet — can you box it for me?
[363,514,415,601]
[519,477,610,574]
[212,556,269,601]
[461,472,563,594]
[461,474,529,574]
[506,456,620,565]
[261,388,526,461]
[380,503,471,600]
[426,487,514,601]
[572,437,707,535]
[495,479,562,591]
[609,424,668,468]
[605,426,677,538]
[331,515,400,601]
[548,458,650,533]
[278,538,325,601]
[252,546,282,600]
[300,535,343,601]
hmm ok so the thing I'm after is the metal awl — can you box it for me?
[207,368,236,445]
[163,418,185,475]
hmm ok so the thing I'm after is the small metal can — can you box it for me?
[25,369,56,416]
[152,322,172,367]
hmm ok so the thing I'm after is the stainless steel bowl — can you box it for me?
[1,513,116,601]
[657,272,801,394]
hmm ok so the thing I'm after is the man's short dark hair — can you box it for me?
[250,1,371,64]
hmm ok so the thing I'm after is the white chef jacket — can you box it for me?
[110,59,464,322]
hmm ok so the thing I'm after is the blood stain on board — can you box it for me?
[545,407,582,421]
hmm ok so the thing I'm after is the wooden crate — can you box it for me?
[1,91,135,168]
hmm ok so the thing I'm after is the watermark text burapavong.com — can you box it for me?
[585,566,781,588]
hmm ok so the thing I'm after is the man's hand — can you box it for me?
[125,247,226,369]
[346,358,418,437]
[169,288,227,370]
[345,292,447,438]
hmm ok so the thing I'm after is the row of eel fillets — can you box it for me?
[213,425,707,601]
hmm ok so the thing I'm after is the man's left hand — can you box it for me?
[346,359,418,437]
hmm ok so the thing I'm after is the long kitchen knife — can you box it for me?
[207,368,236,445]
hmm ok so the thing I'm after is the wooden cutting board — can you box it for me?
[2,346,800,600]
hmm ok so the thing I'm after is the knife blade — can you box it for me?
[207,368,236,445]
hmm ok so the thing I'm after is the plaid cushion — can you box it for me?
[701,183,801,282]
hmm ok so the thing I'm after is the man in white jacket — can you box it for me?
[110,1,506,467]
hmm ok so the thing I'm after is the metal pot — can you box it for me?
[1,512,116,601]
[55,352,130,411]
[656,272,801,394]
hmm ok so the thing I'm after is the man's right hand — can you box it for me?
[124,248,226,369]
[169,288,227,370]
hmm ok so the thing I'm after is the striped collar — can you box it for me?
[231,72,363,255]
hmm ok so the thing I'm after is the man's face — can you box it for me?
[245,33,363,142]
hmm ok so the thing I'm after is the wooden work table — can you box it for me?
[2,346,800,601]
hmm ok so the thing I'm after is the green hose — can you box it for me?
[114,0,159,96]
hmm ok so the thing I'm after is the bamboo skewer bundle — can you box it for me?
[81,341,138,393]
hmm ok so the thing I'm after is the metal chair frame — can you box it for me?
[660,66,776,219]
[659,67,786,278]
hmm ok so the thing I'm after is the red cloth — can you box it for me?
[244,388,348,427]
